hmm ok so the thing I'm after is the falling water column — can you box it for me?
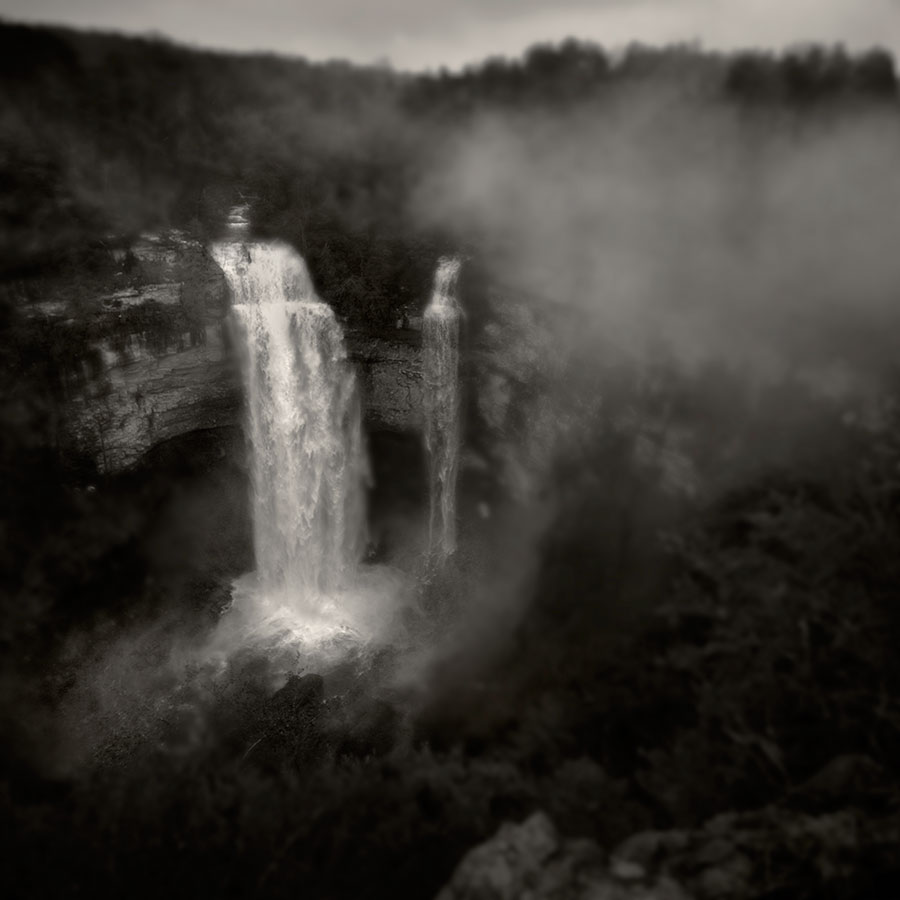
[210,239,366,609]
[423,257,462,559]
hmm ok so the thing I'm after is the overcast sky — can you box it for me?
[1,0,898,70]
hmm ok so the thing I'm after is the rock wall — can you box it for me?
[21,232,426,473]
[67,322,241,472]
[27,232,239,472]
[348,332,423,433]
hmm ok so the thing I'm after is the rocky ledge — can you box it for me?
[19,232,425,472]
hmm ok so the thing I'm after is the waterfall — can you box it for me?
[210,240,366,608]
[423,256,462,559]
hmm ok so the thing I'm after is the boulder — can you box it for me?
[436,811,692,900]
[610,804,887,900]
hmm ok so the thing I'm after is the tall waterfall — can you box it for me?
[423,257,462,559]
[210,240,366,607]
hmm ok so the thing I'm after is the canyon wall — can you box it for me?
[19,232,424,473]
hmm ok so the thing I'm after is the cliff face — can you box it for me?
[21,233,425,473]
[23,232,238,472]
[68,322,241,473]
[348,332,423,434]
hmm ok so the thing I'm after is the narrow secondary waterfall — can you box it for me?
[210,240,366,608]
[423,257,462,559]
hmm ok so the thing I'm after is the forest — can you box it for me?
[3,19,900,900]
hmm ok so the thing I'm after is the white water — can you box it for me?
[210,240,367,613]
[225,203,250,237]
[423,257,462,559]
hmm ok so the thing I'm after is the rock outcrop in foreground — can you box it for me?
[438,803,898,900]
[436,812,688,900]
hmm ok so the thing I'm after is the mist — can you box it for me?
[415,97,900,381]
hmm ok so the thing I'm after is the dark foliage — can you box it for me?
[2,23,897,316]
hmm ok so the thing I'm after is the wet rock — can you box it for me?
[347,332,424,433]
[265,673,325,725]
[252,673,326,767]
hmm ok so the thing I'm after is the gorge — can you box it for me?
[5,21,900,900]
[13,230,429,476]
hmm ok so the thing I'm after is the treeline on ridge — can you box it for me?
[1,20,898,323]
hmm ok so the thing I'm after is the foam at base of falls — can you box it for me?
[204,564,413,678]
